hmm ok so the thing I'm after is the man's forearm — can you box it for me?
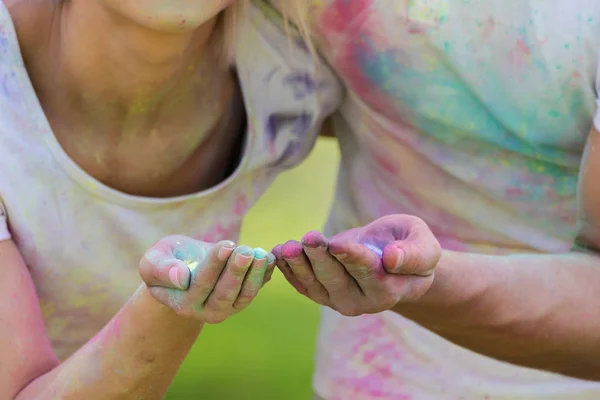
[16,284,203,400]
[393,250,600,380]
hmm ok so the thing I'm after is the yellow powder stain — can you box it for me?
[407,0,448,23]
[86,180,99,192]
[40,301,56,319]
[93,152,103,166]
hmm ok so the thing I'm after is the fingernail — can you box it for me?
[301,231,325,248]
[267,253,276,264]
[394,249,405,270]
[218,242,236,261]
[218,247,234,261]
[235,245,254,266]
[302,240,326,249]
[169,267,186,290]
[223,240,236,248]
[282,245,303,260]
[333,252,347,260]
[254,248,268,259]
[237,245,253,256]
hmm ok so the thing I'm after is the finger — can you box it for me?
[381,221,441,275]
[234,248,270,309]
[273,244,307,295]
[188,240,237,303]
[141,235,227,290]
[272,244,284,262]
[204,245,255,312]
[277,260,308,295]
[282,240,330,303]
[262,252,277,285]
[272,244,292,276]
[328,240,384,294]
[301,231,355,294]
[140,249,191,290]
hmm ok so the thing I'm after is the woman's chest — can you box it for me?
[48,89,245,199]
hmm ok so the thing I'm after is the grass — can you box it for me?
[165,138,340,400]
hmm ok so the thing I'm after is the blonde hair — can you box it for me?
[218,1,313,64]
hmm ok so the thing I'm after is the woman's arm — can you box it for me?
[17,282,202,399]
[1,237,271,399]
[1,238,199,399]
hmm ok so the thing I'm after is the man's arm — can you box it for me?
[393,127,600,380]
[274,126,600,380]
[395,250,600,379]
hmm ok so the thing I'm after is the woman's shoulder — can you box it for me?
[0,1,51,158]
[229,1,343,171]
[2,0,56,48]
[236,0,344,113]
[1,0,58,95]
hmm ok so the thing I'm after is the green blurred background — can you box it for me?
[165,138,340,400]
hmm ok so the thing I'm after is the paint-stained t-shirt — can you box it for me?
[262,0,600,399]
[0,2,341,359]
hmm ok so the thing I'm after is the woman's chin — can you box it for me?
[102,0,236,33]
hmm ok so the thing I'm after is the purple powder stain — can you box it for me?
[265,68,326,100]
[266,112,313,143]
[265,112,314,167]
[364,243,383,257]
[284,72,326,99]
[294,36,311,53]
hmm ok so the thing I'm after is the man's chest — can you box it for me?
[313,0,600,150]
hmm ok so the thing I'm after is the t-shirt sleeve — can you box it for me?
[0,199,10,242]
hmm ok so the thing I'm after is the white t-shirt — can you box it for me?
[293,0,600,398]
[0,1,341,359]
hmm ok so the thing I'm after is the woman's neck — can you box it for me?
[11,0,231,136]
[60,1,220,107]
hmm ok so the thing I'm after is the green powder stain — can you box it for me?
[166,288,185,310]
[548,110,561,118]
[443,41,451,53]
[254,248,268,259]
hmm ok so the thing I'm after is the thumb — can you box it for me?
[139,249,191,290]
[382,224,441,276]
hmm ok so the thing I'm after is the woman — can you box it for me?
[0,0,338,398]
[268,0,600,399]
